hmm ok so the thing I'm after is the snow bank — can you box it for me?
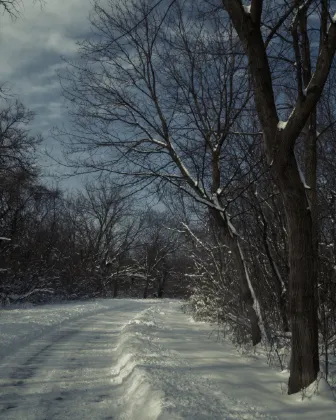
[110,302,281,419]
[111,302,335,419]
[299,374,335,401]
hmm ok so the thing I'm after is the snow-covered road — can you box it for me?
[0,299,334,420]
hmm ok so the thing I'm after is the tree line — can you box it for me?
[0,129,189,303]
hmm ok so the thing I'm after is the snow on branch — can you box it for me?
[180,186,220,211]
[298,166,311,189]
[243,4,251,14]
[294,153,311,190]
[237,242,269,342]
[227,215,239,238]
[277,121,287,130]
[181,222,211,252]
[211,194,239,238]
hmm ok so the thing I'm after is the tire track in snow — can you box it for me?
[0,301,155,420]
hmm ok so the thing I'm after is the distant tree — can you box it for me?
[131,210,178,299]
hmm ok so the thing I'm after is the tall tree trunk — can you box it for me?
[113,267,120,298]
[220,0,336,394]
[113,278,119,298]
[143,275,149,299]
[274,151,319,393]
[157,274,166,298]
[305,110,318,264]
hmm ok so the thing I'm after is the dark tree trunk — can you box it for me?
[220,0,335,395]
[113,267,120,298]
[274,151,319,394]
[305,110,318,262]
[157,286,163,298]
[113,278,119,298]
[143,276,149,299]
[157,276,166,298]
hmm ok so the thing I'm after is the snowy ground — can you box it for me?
[0,299,335,419]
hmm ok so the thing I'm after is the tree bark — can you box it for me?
[157,274,166,298]
[305,111,318,258]
[143,276,149,299]
[274,151,319,393]
[220,0,334,393]
[113,278,119,298]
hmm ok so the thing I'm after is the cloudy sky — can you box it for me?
[1,0,96,187]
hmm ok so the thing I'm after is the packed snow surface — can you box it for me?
[0,299,334,419]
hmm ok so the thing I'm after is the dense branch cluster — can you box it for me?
[0,145,189,303]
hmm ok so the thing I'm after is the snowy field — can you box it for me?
[0,299,335,419]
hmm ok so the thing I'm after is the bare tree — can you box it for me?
[131,210,178,298]
[220,0,336,393]
[0,99,41,175]
[60,0,267,345]
[64,178,135,293]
